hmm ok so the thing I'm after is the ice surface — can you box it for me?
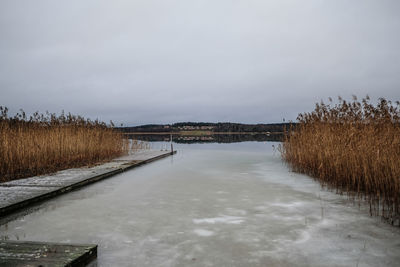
[0,142,399,267]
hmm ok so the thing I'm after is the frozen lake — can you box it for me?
[1,142,399,266]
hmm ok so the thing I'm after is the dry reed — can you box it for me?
[281,96,400,224]
[0,107,129,182]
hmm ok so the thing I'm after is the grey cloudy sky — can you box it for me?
[1,0,399,125]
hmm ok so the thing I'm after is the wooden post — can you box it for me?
[170,134,173,152]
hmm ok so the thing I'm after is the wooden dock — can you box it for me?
[0,150,176,217]
[0,150,176,266]
[0,240,97,267]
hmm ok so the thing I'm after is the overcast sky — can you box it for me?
[1,0,399,125]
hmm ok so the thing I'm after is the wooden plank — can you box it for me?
[0,240,97,267]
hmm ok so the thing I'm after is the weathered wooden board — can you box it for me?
[0,240,97,267]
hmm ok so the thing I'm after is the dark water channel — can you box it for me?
[0,142,399,266]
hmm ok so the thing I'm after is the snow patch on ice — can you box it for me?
[270,201,304,208]
[193,229,214,237]
[193,215,245,224]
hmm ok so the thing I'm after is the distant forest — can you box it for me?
[117,122,295,133]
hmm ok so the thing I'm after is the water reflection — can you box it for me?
[125,133,283,143]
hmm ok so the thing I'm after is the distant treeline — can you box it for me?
[118,122,295,133]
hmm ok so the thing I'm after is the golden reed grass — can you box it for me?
[281,96,400,224]
[0,107,129,182]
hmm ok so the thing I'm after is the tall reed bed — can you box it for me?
[281,96,400,224]
[0,107,129,182]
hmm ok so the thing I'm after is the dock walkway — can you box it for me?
[0,150,176,217]
[0,240,97,267]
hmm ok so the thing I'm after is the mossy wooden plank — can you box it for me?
[0,241,97,267]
